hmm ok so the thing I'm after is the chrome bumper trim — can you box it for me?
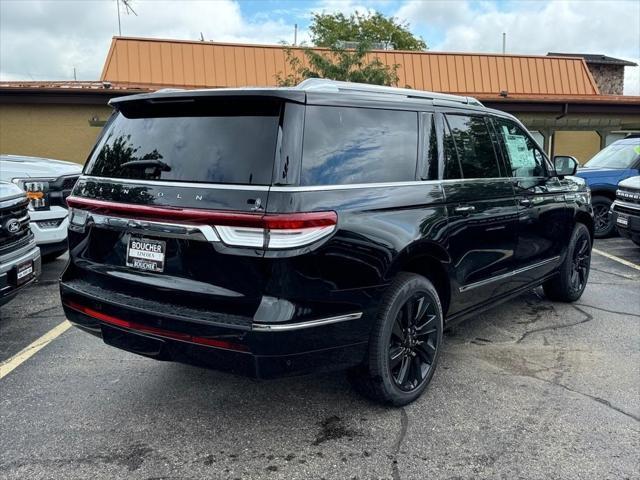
[252,312,363,332]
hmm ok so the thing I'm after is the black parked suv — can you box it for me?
[60,80,593,405]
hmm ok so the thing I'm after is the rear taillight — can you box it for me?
[66,196,337,250]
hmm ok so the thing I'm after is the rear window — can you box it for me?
[85,101,280,185]
[301,106,418,185]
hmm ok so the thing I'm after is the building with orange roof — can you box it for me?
[1,36,638,164]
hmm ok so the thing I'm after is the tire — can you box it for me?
[350,272,443,406]
[591,195,615,238]
[543,223,592,302]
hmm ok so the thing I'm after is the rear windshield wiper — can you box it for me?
[121,160,172,172]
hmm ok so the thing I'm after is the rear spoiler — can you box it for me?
[109,88,306,109]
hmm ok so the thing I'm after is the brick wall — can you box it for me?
[587,64,625,95]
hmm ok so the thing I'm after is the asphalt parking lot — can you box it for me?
[1,238,639,480]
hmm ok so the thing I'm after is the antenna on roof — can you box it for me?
[116,0,138,36]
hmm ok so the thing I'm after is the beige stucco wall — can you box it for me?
[0,103,113,164]
[553,131,601,165]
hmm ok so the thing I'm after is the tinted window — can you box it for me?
[446,114,501,178]
[301,106,418,185]
[85,112,279,184]
[443,121,462,180]
[493,117,546,177]
[422,113,438,181]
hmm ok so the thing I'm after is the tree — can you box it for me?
[276,42,400,87]
[310,12,426,51]
[276,12,425,87]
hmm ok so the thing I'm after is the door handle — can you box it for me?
[519,198,533,207]
[454,205,476,215]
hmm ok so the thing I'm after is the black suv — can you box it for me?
[60,80,593,405]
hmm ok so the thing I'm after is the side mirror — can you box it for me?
[553,155,579,177]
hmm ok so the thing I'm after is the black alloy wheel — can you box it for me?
[350,272,443,406]
[388,293,439,391]
[543,223,592,302]
[569,233,591,294]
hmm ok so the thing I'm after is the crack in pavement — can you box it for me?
[516,305,593,344]
[391,407,408,480]
[575,303,640,318]
[508,372,640,423]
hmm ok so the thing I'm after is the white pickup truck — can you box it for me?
[0,155,82,260]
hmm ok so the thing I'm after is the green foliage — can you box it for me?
[275,42,400,87]
[310,12,426,51]
[276,11,425,87]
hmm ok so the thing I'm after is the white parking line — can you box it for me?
[0,320,71,380]
[592,248,640,272]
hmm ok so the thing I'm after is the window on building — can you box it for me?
[301,106,418,185]
[493,117,546,177]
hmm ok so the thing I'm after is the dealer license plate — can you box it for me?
[126,237,166,272]
[617,214,629,227]
[15,260,34,286]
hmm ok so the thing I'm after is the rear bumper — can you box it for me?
[60,283,371,378]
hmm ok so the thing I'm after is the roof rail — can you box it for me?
[296,78,483,107]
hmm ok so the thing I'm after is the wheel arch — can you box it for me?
[386,241,452,316]
[589,186,616,201]
[575,210,595,242]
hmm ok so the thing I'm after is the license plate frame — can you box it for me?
[126,236,166,273]
[14,260,34,286]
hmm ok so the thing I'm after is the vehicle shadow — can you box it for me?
[128,288,559,430]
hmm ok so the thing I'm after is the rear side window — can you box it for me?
[85,104,280,185]
[301,106,418,185]
[446,114,501,179]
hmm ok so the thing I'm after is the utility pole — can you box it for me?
[294,24,298,46]
[73,67,77,81]
[502,32,506,54]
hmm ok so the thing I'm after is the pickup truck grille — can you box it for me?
[0,197,32,254]
[616,188,640,205]
[49,174,80,208]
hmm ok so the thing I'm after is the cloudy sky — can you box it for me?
[1,0,639,94]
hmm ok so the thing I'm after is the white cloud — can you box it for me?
[396,0,640,94]
[0,0,298,81]
[2,0,639,94]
